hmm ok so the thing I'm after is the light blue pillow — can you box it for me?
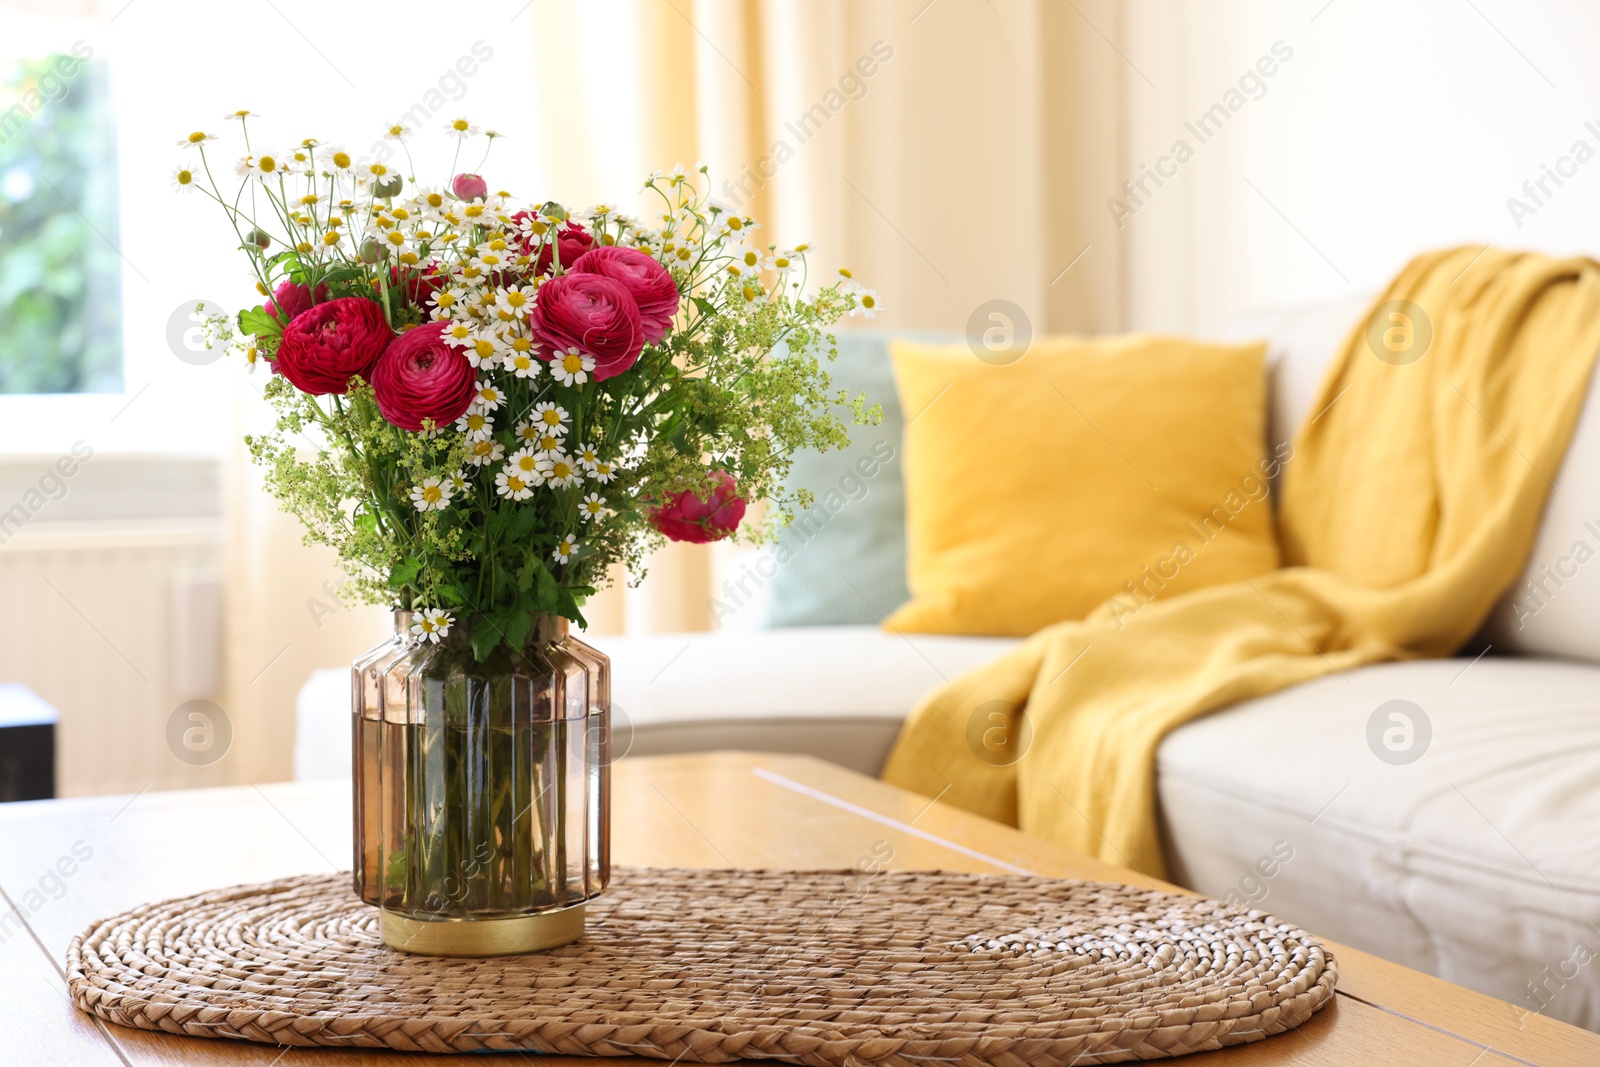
[762,329,958,627]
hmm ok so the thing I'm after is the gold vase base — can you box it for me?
[379,903,586,957]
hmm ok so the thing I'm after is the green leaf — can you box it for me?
[239,306,283,339]
[555,588,588,627]
[515,553,541,594]
[388,558,422,590]
[534,564,559,611]
[692,296,717,317]
[509,505,540,537]
[470,617,502,662]
[501,610,532,653]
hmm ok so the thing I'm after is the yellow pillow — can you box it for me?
[886,333,1281,637]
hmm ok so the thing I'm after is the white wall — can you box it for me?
[1117,0,1600,334]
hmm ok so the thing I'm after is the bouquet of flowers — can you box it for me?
[178,115,877,658]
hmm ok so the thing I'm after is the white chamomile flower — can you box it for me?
[517,212,552,241]
[179,131,217,149]
[466,438,505,467]
[662,235,698,265]
[850,287,879,318]
[444,117,480,140]
[470,251,510,275]
[236,149,286,181]
[716,211,758,239]
[409,476,452,512]
[471,379,506,411]
[590,459,619,484]
[429,286,467,316]
[552,536,578,564]
[464,334,501,369]
[574,443,602,472]
[506,447,543,480]
[498,284,537,319]
[513,420,542,446]
[223,111,258,123]
[323,145,353,172]
[442,320,476,347]
[541,451,582,488]
[479,288,519,325]
[456,410,494,440]
[503,341,540,379]
[535,432,563,453]
[579,493,608,520]
[414,187,449,215]
[494,469,535,501]
[550,348,595,387]
[383,123,412,141]
[411,607,454,644]
[359,161,395,187]
[771,248,800,279]
[170,165,197,194]
[531,402,569,435]
[726,247,767,278]
[448,469,469,493]
[377,227,411,254]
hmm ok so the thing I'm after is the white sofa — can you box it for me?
[296,294,1600,1029]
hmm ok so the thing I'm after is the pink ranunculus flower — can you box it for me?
[274,297,391,396]
[451,173,488,201]
[264,279,327,324]
[529,272,644,381]
[533,220,595,275]
[368,321,477,432]
[571,246,680,343]
[649,471,746,544]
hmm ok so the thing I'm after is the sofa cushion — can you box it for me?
[292,626,1022,781]
[886,333,1280,636]
[1229,292,1600,664]
[1157,657,1600,1029]
[1479,357,1600,661]
[587,626,1018,775]
[761,329,958,628]
[1223,292,1374,460]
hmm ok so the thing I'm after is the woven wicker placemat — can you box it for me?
[68,867,1335,1064]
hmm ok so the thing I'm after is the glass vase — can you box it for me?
[351,610,610,956]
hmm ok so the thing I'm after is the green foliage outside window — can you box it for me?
[0,51,121,394]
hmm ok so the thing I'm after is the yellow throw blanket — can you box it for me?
[882,248,1600,878]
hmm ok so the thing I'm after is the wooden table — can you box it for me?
[3,751,1595,1066]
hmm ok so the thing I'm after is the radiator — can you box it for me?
[0,519,226,796]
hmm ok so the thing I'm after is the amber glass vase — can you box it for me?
[352,611,610,956]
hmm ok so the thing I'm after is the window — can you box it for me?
[0,47,121,394]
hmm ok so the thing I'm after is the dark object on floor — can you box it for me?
[0,684,57,801]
